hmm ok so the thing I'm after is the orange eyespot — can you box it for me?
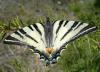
[46,48,54,54]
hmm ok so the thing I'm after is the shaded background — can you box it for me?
[0,0,100,72]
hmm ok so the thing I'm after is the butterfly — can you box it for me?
[3,18,96,65]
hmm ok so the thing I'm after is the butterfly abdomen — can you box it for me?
[44,18,53,48]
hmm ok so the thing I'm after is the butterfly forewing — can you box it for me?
[52,20,96,51]
[4,23,46,52]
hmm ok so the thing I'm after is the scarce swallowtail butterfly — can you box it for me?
[3,18,96,65]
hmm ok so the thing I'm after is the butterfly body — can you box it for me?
[4,18,96,65]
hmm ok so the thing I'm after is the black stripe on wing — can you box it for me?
[63,21,69,26]
[19,29,38,43]
[72,25,97,40]
[19,29,26,34]
[3,35,24,45]
[78,23,94,33]
[67,27,96,44]
[4,40,25,45]
[61,24,97,48]
[56,20,63,34]
[74,22,83,30]
[28,25,34,31]
[61,21,80,40]
[5,35,19,41]
[14,31,23,38]
[33,24,42,35]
